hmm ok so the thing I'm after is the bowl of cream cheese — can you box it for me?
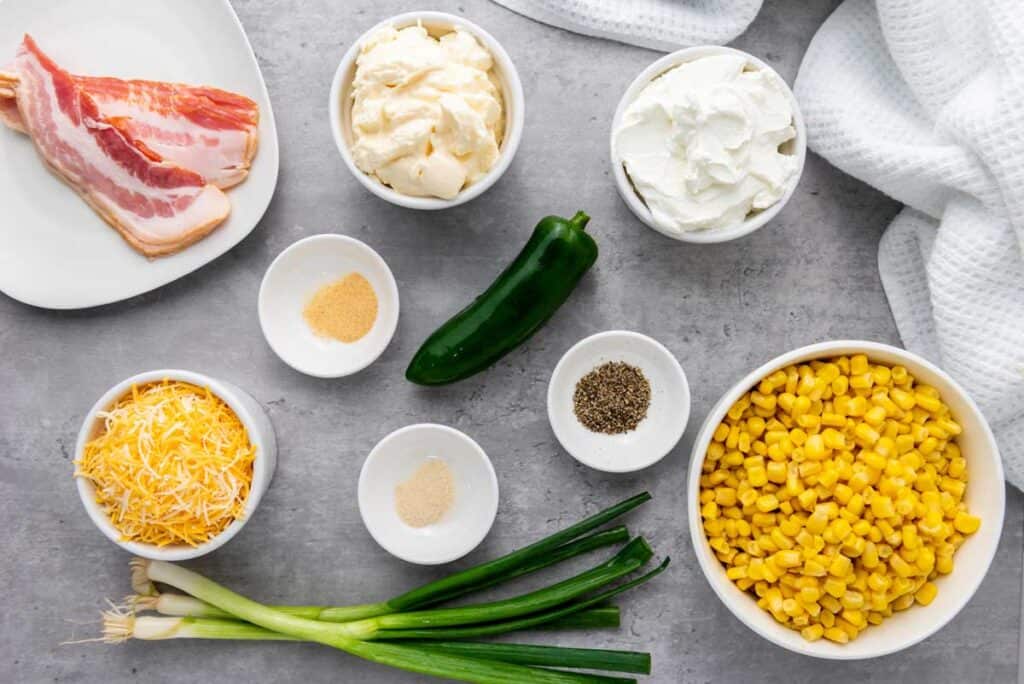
[330,12,525,210]
[611,46,806,243]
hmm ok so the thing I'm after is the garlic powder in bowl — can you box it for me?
[349,23,504,200]
[613,48,803,238]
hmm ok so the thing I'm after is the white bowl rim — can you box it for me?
[357,422,500,565]
[686,340,1006,659]
[328,11,526,210]
[610,45,808,244]
[74,369,275,561]
[547,329,691,473]
[257,233,401,378]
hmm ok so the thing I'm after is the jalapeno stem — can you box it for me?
[569,211,591,231]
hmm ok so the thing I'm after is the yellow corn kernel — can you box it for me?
[847,471,872,494]
[914,582,938,606]
[947,457,967,479]
[823,577,846,598]
[889,554,915,578]
[824,627,849,644]
[747,466,768,488]
[797,488,818,512]
[726,566,748,580]
[861,541,879,569]
[848,396,869,417]
[840,591,864,610]
[770,528,795,551]
[766,461,788,483]
[841,609,866,629]
[850,355,869,375]
[842,536,866,559]
[892,593,916,611]
[940,477,966,500]
[829,555,853,578]
[801,624,825,641]
[803,559,827,577]
[854,423,880,446]
[713,423,730,442]
[915,392,942,413]
[799,585,821,604]
[805,434,827,460]
[799,461,823,478]
[871,495,895,519]
[806,510,829,535]
[953,511,981,534]
[936,555,954,575]
[714,488,737,507]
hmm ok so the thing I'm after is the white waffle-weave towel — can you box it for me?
[490,0,763,51]
[795,0,1024,489]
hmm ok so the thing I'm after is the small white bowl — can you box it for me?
[610,45,807,243]
[358,424,499,565]
[547,331,690,473]
[258,234,400,378]
[329,11,525,210]
[687,340,1005,659]
[74,370,277,561]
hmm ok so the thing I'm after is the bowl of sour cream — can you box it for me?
[611,46,806,243]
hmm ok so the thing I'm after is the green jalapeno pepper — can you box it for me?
[406,211,598,385]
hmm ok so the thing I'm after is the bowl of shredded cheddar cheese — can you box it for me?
[74,370,277,561]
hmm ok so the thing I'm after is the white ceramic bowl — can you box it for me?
[329,11,525,210]
[358,423,499,565]
[687,340,1005,659]
[258,234,400,378]
[610,45,807,244]
[74,369,277,561]
[548,331,690,473]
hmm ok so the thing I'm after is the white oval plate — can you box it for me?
[0,0,279,309]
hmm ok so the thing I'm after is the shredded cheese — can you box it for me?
[75,380,256,547]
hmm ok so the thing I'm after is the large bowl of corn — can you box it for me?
[687,340,1004,659]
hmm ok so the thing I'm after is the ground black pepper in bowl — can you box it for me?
[573,361,651,434]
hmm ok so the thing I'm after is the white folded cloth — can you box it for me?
[490,0,763,51]
[795,0,1024,489]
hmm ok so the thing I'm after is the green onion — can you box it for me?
[345,538,653,635]
[413,526,632,608]
[132,592,621,631]
[104,493,665,683]
[375,558,670,641]
[536,605,620,630]
[136,560,633,684]
[413,642,650,675]
[103,612,647,674]
[386,493,651,612]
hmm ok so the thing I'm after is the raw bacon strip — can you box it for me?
[11,35,230,257]
[71,75,259,189]
[0,69,259,188]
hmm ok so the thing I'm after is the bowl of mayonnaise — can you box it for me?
[330,12,525,210]
[610,45,806,243]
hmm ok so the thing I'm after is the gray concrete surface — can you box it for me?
[1,0,1021,682]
